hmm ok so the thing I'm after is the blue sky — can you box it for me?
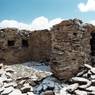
[0,0,95,30]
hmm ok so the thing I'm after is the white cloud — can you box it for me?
[31,16,49,30]
[89,20,95,25]
[0,20,31,30]
[0,16,63,30]
[48,18,63,28]
[78,0,95,12]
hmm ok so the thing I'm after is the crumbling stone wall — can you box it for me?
[0,28,51,64]
[30,30,51,62]
[0,28,32,64]
[0,19,95,80]
[50,19,91,80]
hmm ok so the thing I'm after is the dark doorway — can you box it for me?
[90,32,95,65]
[22,39,28,48]
[0,58,5,64]
[8,40,15,47]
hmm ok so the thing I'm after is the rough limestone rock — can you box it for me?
[43,90,55,95]
[0,63,56,95]
[21,83,31,93]
[51,19,91,80]
[59,64,95,95]
[1,86,14,95]
[9,89,22,95]
[27,92,34,95]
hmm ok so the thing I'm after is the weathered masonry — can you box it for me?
[0,19,95,80]
[51,19,95,80]
[0,28,51,64]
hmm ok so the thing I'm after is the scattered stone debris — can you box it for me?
[60,64,95,95]
[43,90,55,95]
[1,62,95,95]
[1,19,95,95]
[0,62,62,95]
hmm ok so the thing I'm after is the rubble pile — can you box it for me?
[34,76,62,95]
[0,63,34,95]
[60,64,95,95]
[51,19,91,80]
[1,19,95,95]
[1,63,95,95]
[0,63,64,95]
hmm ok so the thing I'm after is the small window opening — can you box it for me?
[8,40,15,46]
[22,39,28,48]
[73,33,77,36]
[56,27,59,31]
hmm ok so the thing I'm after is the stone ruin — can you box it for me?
[51,19,92,80]
[0,28,51,64]
[0,19,95,80]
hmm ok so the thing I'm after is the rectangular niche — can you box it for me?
[8,40,15,47]
[22,39,29,48]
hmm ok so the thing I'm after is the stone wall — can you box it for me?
[50,19,91,80]
[0,28,32,64]
[0,28,51,64]
[30,30,51,62]
[0,19,95,80]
